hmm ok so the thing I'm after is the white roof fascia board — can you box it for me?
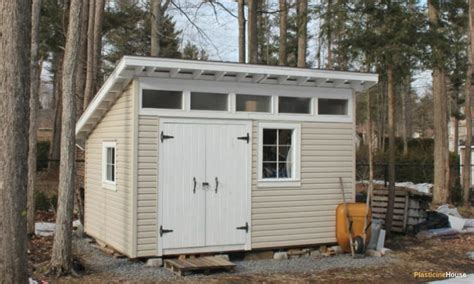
[75,57,127,136]
[123,56,378,84]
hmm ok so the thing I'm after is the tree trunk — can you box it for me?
[83,0,105,110]
[385,65,396,235]
[463,0,474,208]
[238,0,246,63]
[50,54,63,171]
[326,0,333,68]
[368,86,374,201]
[27,0,43,236]
[248,0,258,64]
[75,0,89,118]
[49,0,83,276]
[279,0,287,66]
[401,77,409,156]
[0,0,31,282]
[296,0,308,68]
[151,0,162,57]
[430,0,449,205]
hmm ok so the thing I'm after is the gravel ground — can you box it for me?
[73,237,394,282]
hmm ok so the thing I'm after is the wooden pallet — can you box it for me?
[164,256,236,276]
[370,188,430,232]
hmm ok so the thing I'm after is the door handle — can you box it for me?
[215,177,219,193]
[193,177,196,194]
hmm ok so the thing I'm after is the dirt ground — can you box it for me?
[29,225,474,283]
[31,175,474,283]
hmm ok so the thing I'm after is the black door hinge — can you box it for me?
[160,225,173,237]
[237,133,250,144]
[160,131,174,143]
[236,222,249,233]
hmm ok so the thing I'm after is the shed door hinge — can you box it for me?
[237,133,250,144]
[160,225,173,237]
[236,222,249,233]
[160,131,174,143]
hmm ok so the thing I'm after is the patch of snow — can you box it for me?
[35,222,55,237]
[437,205,462,218]
[35,219,82,237]
[360,180,432,194]
[437,205,474,232]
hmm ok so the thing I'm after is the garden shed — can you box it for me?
[75,56,378,258]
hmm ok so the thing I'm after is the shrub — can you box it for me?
[35,191,57,211]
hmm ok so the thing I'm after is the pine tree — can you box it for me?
[103,5,181,73]
[182,41,209,60]
[341,0,424,233]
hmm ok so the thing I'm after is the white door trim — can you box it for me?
[157,117,252,256]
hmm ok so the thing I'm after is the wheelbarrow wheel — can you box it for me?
[353,236,364,254]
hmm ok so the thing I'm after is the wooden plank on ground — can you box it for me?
[164,256,236,276]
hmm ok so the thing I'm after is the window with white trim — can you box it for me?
[278,96,311,114]
[318,98,348,115]
[142,89,183,109]
[102,141,117,189]
[258,123,301,184]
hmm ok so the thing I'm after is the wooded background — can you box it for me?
[1,0,474,280]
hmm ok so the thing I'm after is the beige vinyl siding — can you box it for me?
[84,86,134,256]
[251,121,355,249]
[133,117,355,254]
[136,115,159,257]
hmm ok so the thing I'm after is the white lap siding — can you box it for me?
[251,121,355,249]
[84,86,134,256]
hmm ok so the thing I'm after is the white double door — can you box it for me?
[159,119,251,253]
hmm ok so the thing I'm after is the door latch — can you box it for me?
[236,222,249,233]
[159,225,173,237]
[160,131,174,143]
[237,133,250,144]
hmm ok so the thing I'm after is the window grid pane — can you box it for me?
[236,94,271,112]
[318,99,348,115]
[191,92,228,111]
[262,128,293,180]
[142,89,182,109]
[105,147,116,182]
[278,97,311,114]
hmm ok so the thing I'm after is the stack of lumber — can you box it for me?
[371,187,431,233]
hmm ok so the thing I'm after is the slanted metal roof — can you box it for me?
[75,56,378,144]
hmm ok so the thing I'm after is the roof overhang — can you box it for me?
[75,56,378,146]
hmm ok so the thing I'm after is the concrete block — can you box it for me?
[366,249,382,257]
[310,250,322,258]
[244,251,274,260]
[146,258,163,267]
[380,248,392,256]
[329,246,343,255]
[319,245,327,253]
[376,229,386,251]
[273,251,288,260]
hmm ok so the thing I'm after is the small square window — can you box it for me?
[278,97,311,114]
[259,123,301,186]
[142,89,183,109]
[191,92,228,111]
[236,94,271,112]
[318,99,348,115]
